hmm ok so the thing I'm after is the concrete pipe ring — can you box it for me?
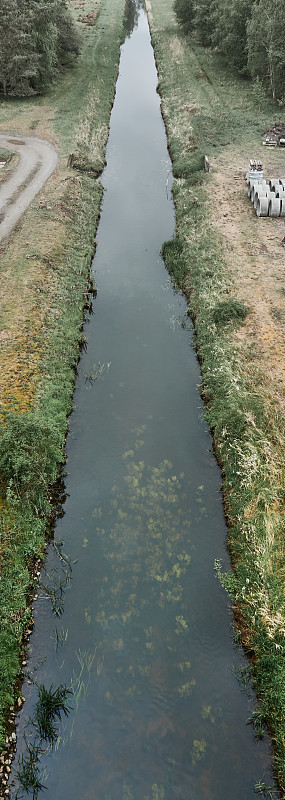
[268,191,277,203]
[269,179,280,193]
[248,179,262,198]
[279,199,285,217]
[250,183,262,202]
[253,189,268,209]
[269,197,281,217]
[256,196,269,217]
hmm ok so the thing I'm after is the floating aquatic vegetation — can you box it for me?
[190,738,207,767]
[91,455,192,628]
[71,647,98,712]
[178,662,191,675]
[41,539,75,617]
[201,705,216,724]
[174,615,188,634]
[87,450,200,735]
[122,781,134,800]
[201,705,223,725]
[177,679,196,696]
[52,626,69,651]
[147,785,165,800]
[84,361,111,385]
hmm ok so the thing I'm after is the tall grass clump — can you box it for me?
[161,237,187,289]
[34,683,72,743]
[0,409,65,506]
[212,298,249,327]
[16,683,72,798]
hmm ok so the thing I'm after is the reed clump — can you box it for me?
[17,683,72,799]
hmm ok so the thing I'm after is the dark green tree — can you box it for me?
[173,0,216,46]
[25,0,80,92]
[173,0,195,34]
[0,0,80,96]
[29,1,58,91]
[213,0,252,73]
[0,0,38,96]
[247,0,285,99]
[193,0,216,46]
[55,0,81,67]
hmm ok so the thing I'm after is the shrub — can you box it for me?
[173,154,204,178]
[173,0,194,34]
[212,298,249,326]
[161,237,187,288]
[0,409,65,503]
[35,683,72,743]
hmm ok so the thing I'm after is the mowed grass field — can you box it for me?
[146,0,285,790]
[0,0,126,750]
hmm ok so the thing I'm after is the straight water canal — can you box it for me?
[13,4,276,799]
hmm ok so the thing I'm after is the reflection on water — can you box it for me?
[123,0,140,37]
[11,3,277,800]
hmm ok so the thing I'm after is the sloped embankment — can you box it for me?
[0,0,126,755]
[146,0,285,790]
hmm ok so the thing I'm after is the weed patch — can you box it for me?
[16,683,72,798]
[212,298,249,327]
[0,409,65,503]
[161,237,187,289]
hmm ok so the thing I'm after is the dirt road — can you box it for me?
[0,134,58,244]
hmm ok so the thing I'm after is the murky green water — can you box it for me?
[12,5,276,799]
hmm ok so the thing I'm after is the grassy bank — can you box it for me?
[0,0,126,752]
[147,0,285,791]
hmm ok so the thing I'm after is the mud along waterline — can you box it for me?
[10,4,276,799]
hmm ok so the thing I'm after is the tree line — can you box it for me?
[173,0,285,101]
[0,0,80,97]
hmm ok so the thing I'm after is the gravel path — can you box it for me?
[0,134,58,244]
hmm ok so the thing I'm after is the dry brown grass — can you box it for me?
[0,163,72,412]
[0,103,61,415]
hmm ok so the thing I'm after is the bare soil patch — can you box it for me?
[208,147,285,411]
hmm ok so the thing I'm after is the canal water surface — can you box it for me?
[13,4,275,799]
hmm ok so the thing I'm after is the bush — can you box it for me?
[173,154,204,178]
[0,409,65,502]
[212,298,249,326]
[35,683,72,743]
[173,0,194,33]
[161,237,187,288]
